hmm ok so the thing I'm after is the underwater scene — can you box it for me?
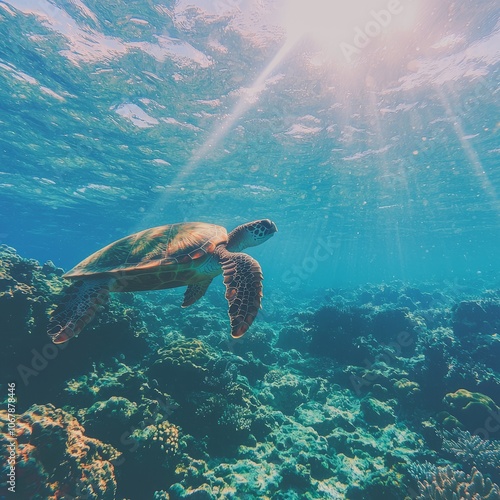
[1,0,500,499]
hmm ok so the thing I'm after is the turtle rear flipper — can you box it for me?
[216,247,263,338]
[48,278,111,344]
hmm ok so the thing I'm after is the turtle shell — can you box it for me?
[64,222,228,278]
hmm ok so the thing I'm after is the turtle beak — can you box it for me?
[262,219,278,234]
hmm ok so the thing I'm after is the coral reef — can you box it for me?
[0,245,150,409]
[260,370,309,414]
[443,389,500,436]
[128,420,180,465]
[416,466,500,500]
[64,360,149,406]
[2,246,500,499]
[452,300,500,337]
[147,338,273,454]
[307,305,371,363]
[0,404,119,499]
[83,396,141,445]
[360,397,396,426]
[442,429,500,480]
[148,339,219,395]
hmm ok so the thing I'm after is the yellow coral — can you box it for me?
[393,378,421,397]
[153,421,180,455]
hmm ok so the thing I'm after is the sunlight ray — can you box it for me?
[436,87,499,214]
[179,37,297,180]
[137,37,298,229]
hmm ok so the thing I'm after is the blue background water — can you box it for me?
[0,0,499,290]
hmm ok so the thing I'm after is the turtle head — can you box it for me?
[226,219,278,252]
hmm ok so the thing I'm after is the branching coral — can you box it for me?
[407,461,438,481]
[218,403,252,432]
[442,429,500,477]
[417,466,500,500]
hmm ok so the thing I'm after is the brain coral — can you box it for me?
[443,389,500,434]
[0,404,120,499]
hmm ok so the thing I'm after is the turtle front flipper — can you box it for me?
[216,247,263,338]
[182,279,213,307]
[48,278,112,344]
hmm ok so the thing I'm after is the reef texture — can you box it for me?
[1,247,500,499]
[417,466,500,500]
[442,429,500,480]
[0,404,119,499]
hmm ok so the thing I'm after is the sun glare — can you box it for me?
[285,0,368,43]
[283,0,420,63]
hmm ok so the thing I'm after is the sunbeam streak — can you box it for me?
[437,87,500,214]
[138,37,299,229]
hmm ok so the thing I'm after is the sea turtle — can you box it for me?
[48,219,278,344]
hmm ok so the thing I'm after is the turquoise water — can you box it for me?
[1,0,498,288]
[1,1,500,499]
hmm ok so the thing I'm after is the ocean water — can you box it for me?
[1,1,500,499]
